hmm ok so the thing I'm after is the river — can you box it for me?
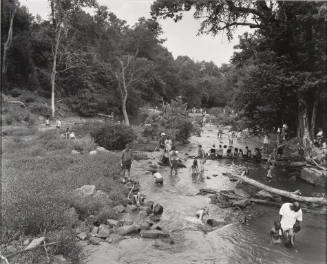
[85,123,326,264]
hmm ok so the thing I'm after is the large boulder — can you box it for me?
[231,199,251,209]
[140,230,169,239]
[70,186,112,216]
[74,185,96,197]
[107,219,119,228]
[117,224,140,236]
[299,168,327,186]
[255,190,274,200]
[97,224,111,239]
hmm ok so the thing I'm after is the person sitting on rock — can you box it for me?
[209,144,216,159]
[270,220,282,244]
[217,145,223,158]
[233,148,239,158]
[222,145,228,157]
[153,171,163,185]
[196,207,209,223]
[153,203,163,216]
[226,146,233,158]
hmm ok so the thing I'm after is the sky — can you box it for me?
[21,0,252,66]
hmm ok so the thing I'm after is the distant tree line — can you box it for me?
[1,0,232,120]
[152,0,327,141]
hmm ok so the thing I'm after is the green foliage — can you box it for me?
[144,97,194,143]
[91,122,137,150]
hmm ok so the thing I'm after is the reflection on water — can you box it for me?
[86,124,326,264]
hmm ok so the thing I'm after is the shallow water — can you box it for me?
[86,124,326,264]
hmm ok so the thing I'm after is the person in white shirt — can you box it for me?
[45,118,50,127]
[153,171,163,185]
[56,119,61,129]
[279,202,302,247]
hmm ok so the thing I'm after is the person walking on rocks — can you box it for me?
[121,143,133,181]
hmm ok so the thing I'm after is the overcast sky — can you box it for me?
[22,0,252,66]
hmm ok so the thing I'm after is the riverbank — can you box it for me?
[84,122,326,264]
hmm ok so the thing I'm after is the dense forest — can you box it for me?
[2,0,326,141]
[1,0,232,120]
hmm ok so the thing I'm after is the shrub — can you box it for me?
[30,103,52,117]
[91,123,137,150]
[70,136,96,153]
[10,88,22,97]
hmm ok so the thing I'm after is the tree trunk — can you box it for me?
[297,99,310,144]
[120,60,130,126]
[227,172,327,205]
[122,94,130,126]
[50,24,63,117]
[2,8,16,80]
[310,97,319,139]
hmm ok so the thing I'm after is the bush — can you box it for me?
[10,88,22,97]
[91,123,137,150]
[30,103,52,117]
[70,136,96,153]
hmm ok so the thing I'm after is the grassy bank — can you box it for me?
[1,127,126,263]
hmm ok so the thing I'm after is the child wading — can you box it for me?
[270,221,282,244]
[121,143,133,182]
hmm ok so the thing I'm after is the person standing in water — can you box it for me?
[169,146,179,176]
[190,159,199,182]
[121,143,133,182]
[279,202,302,247]
[197,145,206,173]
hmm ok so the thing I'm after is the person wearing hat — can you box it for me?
[279,202,302,247]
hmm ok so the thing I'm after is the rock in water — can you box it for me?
[117,224,140,235]
[25,237,45,250]
[89,150,97,155]
[113,205,126,214]
[53,255,68,264]
[231,199,251,209]
[77,232,88,241]
[107,219,119,228]
[255,190,274,200]
[97,224,111,238]
[299,168,327,186]
[89,237,102,245]
[140,230,169,239]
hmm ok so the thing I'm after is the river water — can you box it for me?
[86,124,326,264]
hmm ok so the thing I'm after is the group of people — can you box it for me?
[207,144,262,161]
[45,117,75,139]
[158,133,181,176]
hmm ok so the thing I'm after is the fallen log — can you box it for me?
[226,171,327,205]
[7,100,25,107]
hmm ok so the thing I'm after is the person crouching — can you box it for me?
[153,171,163,185]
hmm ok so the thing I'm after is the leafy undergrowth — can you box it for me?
[2,127,125,263]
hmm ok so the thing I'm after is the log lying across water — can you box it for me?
[225,171,327,205]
